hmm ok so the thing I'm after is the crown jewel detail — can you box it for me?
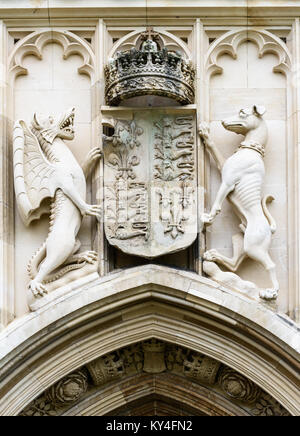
[105,30,195,106]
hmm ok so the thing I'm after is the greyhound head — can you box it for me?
[222,105,268,152]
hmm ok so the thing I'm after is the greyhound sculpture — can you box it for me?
[199,105,279,300]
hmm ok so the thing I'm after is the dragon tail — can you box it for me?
[27,240,87,284]
[262,195,276,234]
[27,241,47,280]
[43,262,86,284]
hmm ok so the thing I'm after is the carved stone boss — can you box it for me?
[103,109,197,258]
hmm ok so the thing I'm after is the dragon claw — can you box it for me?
[88,147,102,163]
[83,204,102,222]
[79,250,98,264]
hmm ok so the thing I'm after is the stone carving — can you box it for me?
[251,393,291,417]
[165,345,221,385]
[20,370,88,416]
[103,110,197,258]
[19,340,291,417]
[9,29,95,82]
[13,108,102,298]
[203,261,258,295]
[218,366,261,403]
[154,116,195,181]
[19,395,58,417]
[104,119,149,244]
[183,355,221,385]
[45,370,88,406]
[87,353,124,386]
[199,106,279,300]
[87,345,144,387]
[142,339,166,373]
[206,29,291,79]
[120,344,144,375]
[105,29,195,106]
[154,116,195,239]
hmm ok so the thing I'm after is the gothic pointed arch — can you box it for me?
[0,266,298,415]
[206,28,292,78]
[19,345,290,417]
[8,29,96,84]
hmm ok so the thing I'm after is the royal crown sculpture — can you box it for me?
[105,29,195,106]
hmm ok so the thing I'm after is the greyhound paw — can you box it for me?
[259,288,279,301]
[198,122,210,141]
[203,249,220,262]
[201,213,215,225]
[28,280,48,298]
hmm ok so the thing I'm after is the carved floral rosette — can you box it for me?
[19,340,291,417]
[103,109,198,258]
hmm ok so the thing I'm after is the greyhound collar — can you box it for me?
[239,140,265,157]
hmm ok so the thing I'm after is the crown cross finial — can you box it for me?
[146,26,155,39]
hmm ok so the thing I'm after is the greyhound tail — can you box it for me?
[262,195,276,234]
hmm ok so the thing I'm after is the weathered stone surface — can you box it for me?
[103,108,198,258]
[13,108,100,302]
[199,107,279,301]
[18,340,291,417]
[0,0,299,418]
[105,29,195,106]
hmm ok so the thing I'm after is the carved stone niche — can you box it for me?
[104,30,195,106]
[102,107,198,259]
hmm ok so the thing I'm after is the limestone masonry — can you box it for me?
[0,0,299,417]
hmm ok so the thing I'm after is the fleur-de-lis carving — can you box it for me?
[108,149,140,180]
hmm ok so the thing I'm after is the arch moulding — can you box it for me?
[0,265,299,416]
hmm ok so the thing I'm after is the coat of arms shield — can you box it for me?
[102,108,198,258]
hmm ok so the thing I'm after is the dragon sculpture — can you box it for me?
[13,108,102,298]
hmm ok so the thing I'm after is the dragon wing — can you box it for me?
[13,120,59,226]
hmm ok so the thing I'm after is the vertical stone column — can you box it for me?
[194,19,207,275]
[92,19,109,276]
[0,20,14,330]
[287,19,300,322]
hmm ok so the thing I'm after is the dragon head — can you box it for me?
[31,107,75,144]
